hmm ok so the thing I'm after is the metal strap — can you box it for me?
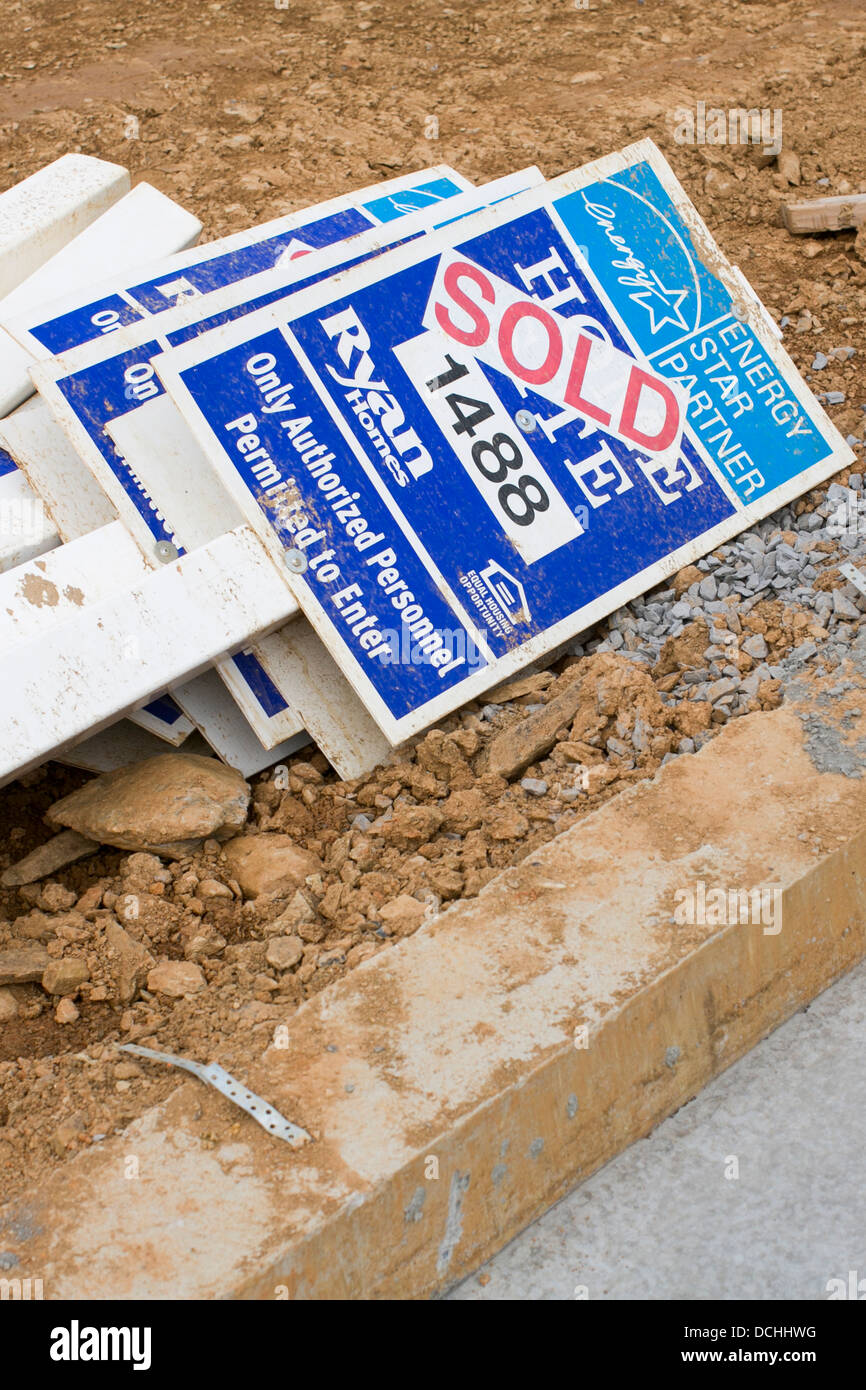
[119,1043,310,1147]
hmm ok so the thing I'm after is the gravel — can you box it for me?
[574,466,865,722]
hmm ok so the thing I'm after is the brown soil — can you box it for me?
[1,0,865,1206]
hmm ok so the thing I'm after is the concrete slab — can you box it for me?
[450,957,866,1301]
[3,673,866,1298]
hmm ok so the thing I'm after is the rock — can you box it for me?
[672,701,713,737]
[440,789,485,834]
[488,806,529,840]
[224,100,264,124]
[413,730,474,786]
[146,960,206,998]
[488,677,588,779]
[180,923,227,960]
[0,987,18,1022]
[631,714,651,753]
[606,736,631,758]
[0,943,49,986]
[55,998,79,1025]
[11,910,57,941]
[46,754,250,856]
[114,891,182,945]
[378,804,444,849]
[222,834,322,899]
[317,946,346,969]
[520,777,548,796]
[379,894,428,937]
[484,672,554,702]
[758,678,783,710]
[742,633,768,660]
[790,640,818,664]
[114,1060,143,1081]
[855,222,866,266]
[265,935,304,971]
[37,882,77,912]
[120,852,171,889]
[104,920,154,1005]
[488,654,666,780]
[424,863,462,899]
[50,1115,85,1155]
[346,941,379,968]
[41,958,89,997]
[553,740,599,765]
[832,589,860,619]
[776,149,801,186]
[585,765,618,793]
[289,761,323,785]
[196,878,233,899]
[653,620,710,677]
[264,890,317,935]
[0,829,99,887]
[672,565,703,596]
[704,167,733,197]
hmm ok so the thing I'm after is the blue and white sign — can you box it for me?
[33,171,539,560]
[154,140,851,743]
[6,167,471,361]
[30,168,480,736]
[161,142,853,740]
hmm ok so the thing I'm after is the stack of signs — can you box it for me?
[0,164,498,776]
[0,140,852,786]
[153,139,852,745]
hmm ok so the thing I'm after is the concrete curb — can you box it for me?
[3,685,866,1299]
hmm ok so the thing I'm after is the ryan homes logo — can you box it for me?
[50,1320,152,1371]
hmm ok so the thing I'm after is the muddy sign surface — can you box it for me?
[157,140,852,743]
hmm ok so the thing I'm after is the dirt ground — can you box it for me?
[1,0,865,1205]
